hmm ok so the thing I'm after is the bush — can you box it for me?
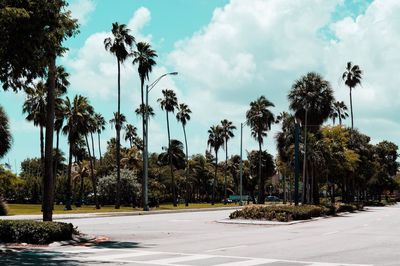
[336,203,357,213]
[229,205,326,222]
[0,220,77,244]
[0,198,8,216]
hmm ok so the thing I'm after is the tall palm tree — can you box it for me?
[132,42,157,209]
[84,112,100,209]
[246,96,275,204]
[342,62,362,129]
[0,106,12,159]
[104,22,135,209]
[288,72,334,203]
[124,124,138,148]
[94,113,106,161]
[207,125,224,205]
[330,101,349,125]
[158,89,179,206]
[23,82,47,164]
[62,95,94,210]
[53,66,70,189]
[176,103,192,206]
[220,119,236,204]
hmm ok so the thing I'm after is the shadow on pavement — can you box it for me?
[0,249,81,266]
[92,241,141,249]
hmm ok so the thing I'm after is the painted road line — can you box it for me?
[86,250,161,261]
[323,230,339,235]
[205,245,248,252]
[214,258,279,266]
[146,254,216,264]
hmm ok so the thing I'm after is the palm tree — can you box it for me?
[207,125,224,205]
[246,96,275,204]
[124,124,138,148]
[158,140,186,179]
[288,72,334,203]
[53,66,70,186]
[94,113,106,161]
[220,119,236,204]
[23,82,47,162]
[132,42,157,209]
[176,103,192,206]
[330,101,349,125]
[0,106,12,159]
[104,22,135,209]
[84,112,100,209]
[158,89,179,206]
[342,62,362,129]
[62,95,95,210]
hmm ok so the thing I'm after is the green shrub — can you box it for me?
[336,203,357,213]
[229,205,326,221]
[364,201,385,207]
[0,198,8,216]
[0,220,77,244]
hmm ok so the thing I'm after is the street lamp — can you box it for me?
[238,113,262,206]
[143,72,178,211]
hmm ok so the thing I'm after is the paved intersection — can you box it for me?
[1,205,400,265]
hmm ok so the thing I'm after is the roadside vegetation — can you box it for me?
[0,0,398,246]
[229,203,364,222]
[0,220,76,244]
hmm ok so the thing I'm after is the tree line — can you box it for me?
[0,1,398,221]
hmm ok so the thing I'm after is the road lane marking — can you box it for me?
[146,254,215,264]
[87,250,160,261]
[214,258,278,265]
[206,245,248,252]
[55,248,373,266]
[323,230,339,235]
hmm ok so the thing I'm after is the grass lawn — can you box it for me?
[6,203,239,216]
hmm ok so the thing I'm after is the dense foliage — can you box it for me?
[0,220,75,244]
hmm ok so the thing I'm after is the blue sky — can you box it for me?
[1,0,399,173]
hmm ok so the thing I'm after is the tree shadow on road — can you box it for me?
[0,249,81,266]
[92,241,142,249]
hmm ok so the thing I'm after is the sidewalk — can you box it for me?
[0,206,243,221]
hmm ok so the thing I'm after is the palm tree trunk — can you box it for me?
[65,142,73,211]
[115,59,121,209]
[40,125,44,167]
[224,139,228,205]
[140,77,147,210]
[183,125,190,207]
[43,55,56,221]
[338,110,342,126]
[97,132,102,162]
[302,108,308,204]
[85,134,100,209]
[91,132,96,168]
[166,111,176,207]
[212,151,218,205]
[349,87,354,129]
[258,140,264,204]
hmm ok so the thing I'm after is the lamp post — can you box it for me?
[238,113,262,206]
[143,72,178,211]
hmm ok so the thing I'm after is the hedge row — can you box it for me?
[229,203,363,222]
[0,220,77,244]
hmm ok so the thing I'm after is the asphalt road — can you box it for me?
[2,205,400,265]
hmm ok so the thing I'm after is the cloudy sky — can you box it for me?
[1,0,399,172]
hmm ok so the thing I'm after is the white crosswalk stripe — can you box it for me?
[56,247,373,266]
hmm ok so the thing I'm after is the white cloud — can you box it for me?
[69,0,96,26]
[63,0,400,158]
[166,0,400,155]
